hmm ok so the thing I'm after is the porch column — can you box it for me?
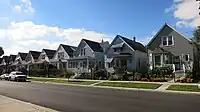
[161,54,163,67]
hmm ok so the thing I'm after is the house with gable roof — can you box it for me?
[146,23,193,72]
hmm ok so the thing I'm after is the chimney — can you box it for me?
[101,39,104,43]
[133,36,136,42]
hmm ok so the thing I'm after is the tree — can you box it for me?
[192,26,200,81]
[64,69,74,81]
[0,47,4,57]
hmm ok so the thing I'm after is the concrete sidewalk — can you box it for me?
[0,95,57,112]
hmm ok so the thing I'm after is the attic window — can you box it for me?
[162,36,174,46]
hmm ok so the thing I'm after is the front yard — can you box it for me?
[96,82,162,89]
[167,85,200,92]
[29,77,97,85]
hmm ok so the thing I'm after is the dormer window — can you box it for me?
[162,36,174,46]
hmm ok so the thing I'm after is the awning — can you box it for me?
[105,58,113,63]
[111,43,124,48]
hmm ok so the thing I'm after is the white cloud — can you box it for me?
[165,0,200,28]
[0,21,112,55]
[13,0,34,14]
[139,30,158,45]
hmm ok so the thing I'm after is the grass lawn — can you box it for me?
[29,77,97,85]
[167,85,200,92]
[96,82,161,89]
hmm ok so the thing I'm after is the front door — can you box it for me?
[174,56,181,70]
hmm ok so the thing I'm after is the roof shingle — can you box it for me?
[43,49,56,59]
[61,44,77,57]
[83,39,103,52]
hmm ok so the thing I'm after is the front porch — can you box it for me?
[149,48,190,72]
[106,53,133,74]
[67,56,100,74]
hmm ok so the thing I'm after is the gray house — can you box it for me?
[105,35,147,73]
[147,23,193,72]
[67,39,108,74]
[51,44,77,69]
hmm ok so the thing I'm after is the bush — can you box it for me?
[93,70,107,80]
[150,66,173,78]
[64,69,75,80]
[108,75,122,81]
[176,78,194,83]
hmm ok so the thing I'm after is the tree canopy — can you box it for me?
[0,47,4,57]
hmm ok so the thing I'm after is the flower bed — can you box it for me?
[176,78,194,83]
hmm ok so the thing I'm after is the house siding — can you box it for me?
[148,25,193,59]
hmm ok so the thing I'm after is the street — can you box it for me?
[0,80,199,112]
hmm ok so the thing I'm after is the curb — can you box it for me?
[30,80,200,95]
[0,95,57,112]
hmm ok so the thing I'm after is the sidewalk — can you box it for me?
[0,95,57,112]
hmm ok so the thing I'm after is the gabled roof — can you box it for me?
[118,35,146,53]
[30,51,41,60]
[43,49,56,59]
[83,39,103,52]
[2,56,10,63]
[9,55,17,62]
[18,52,28,60]
[147,23,192,46]
[60,44,77,57]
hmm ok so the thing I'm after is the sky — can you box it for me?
[0,0,199,55]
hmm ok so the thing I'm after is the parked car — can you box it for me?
[9,71,27,82]
[4,74,10,80]
[0,74,6,80]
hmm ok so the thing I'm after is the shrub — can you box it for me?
[64,69,75,81]
[108,75,122,81]
[93,69,107,80]
[150,66,173,78]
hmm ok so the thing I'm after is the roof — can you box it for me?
[2,56,10,63]
[83,39,103,52]
[118,35,146,53]
[60,44,77,57]
[147,23,192,47]
[9,55,17,62]
[43,49,56,59]
[19,53,28,60]
[30,51,41,60]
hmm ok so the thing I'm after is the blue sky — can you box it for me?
[0,0,199,55]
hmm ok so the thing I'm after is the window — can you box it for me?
[58,52,64,59]
[162,37,167,46]
[168,36,173,45]
[83,49,86,55]
[41,55,45,59]
[138,59,140,67]
[80,49,83,56]
[154,55,161,66]
[80,48,86,56]
[162,36,174,46]
[114,48,117,52]
[185,54,189,62]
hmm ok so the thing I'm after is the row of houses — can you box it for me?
[0,24,194,75]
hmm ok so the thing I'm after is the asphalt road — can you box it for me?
[0,80,200,112]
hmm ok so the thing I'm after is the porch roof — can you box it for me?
[152,47,170,54]
[111,53,132,58]
[68,56,94,60]
[111,43,124,48]
[105,58,113,62]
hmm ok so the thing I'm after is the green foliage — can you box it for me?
[93,70,107,80]
[0,47,4,57]
[108,75,122,81]
[64,69,74,80]
[150,66,173,78]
